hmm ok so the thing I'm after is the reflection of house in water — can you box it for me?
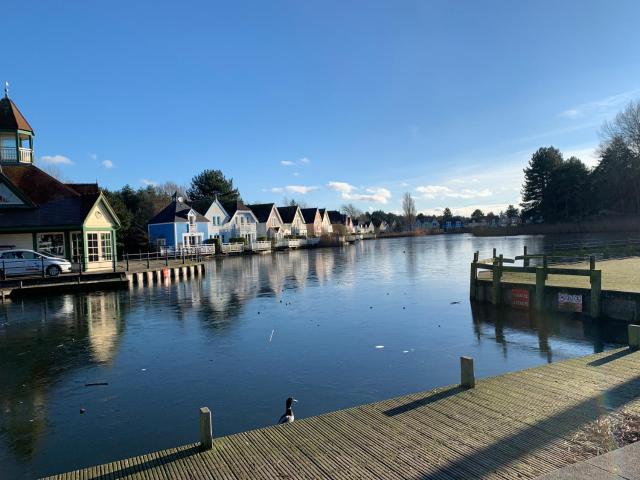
[470,302,627,362]
[0,292,125,467]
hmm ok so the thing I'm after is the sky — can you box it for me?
[5,0,640,215]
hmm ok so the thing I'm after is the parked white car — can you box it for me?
[0,249,73,278]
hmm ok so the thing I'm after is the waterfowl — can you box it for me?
[278,397,297,424]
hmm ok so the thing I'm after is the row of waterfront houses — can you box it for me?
[147,194,388,252]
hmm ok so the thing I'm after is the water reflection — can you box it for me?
[0,235,629,479]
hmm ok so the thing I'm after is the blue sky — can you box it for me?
[6,0,640,215]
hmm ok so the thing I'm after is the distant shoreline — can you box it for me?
[471,215,640,237]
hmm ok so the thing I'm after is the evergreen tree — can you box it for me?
[521,147,563,221]
[592,137,640,214]
[546,157,591,221]
[187,169,240,213]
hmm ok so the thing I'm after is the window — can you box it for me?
[37,233,65,257]
[100,232,113,261]
[71,232,83,263]
[87,233,99,262]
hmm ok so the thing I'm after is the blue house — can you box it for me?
[147,194,210,250]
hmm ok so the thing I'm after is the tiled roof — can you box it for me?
[277,206,300,224]
[223,199,251,217]
[149,198,208,224]
[248,203,276,223]
[0,97,33,132]
[300,208,319,223]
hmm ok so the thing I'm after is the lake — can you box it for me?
[0,234,629,479]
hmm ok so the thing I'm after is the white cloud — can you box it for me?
[41,154,73,165]
[420,203,513,217]
[280,160,295,166]
[281,157,311,167]
[270,187,284,193]
[416,184,493,200]
[564,145,600,168]
[101,159,114,169]
[343,187,391,204]
[285,185,318,195]
[559,89,640,119]
[299,157,310,164]
[89,153,98,161]
[327,181,355,194]
[141,179,158,186]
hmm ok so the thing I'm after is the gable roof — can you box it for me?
[223,199,252,218]
[300,207,319,223]
[149,198,208,224]
[327,210,346,224]
[0,165,119,229]
[277,206,302,224]
[248,203,277,223]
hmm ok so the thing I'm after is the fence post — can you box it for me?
[1,260,5,280]
[112,254,116,273]
[146,252,150,269]
[492,247,496,259]
[469,252,478,300]
[199,407,213,450]
[492,255,502,305]
[523,246,529,267]
[535,267,545,311]
[41,256,45,278]
[126,253,129,272]
[165,249,169,267]
[182,250,185,265]
[543,254,548,280]
[460,356,475,388]
[590,255,596,271]
[590,270,602,318]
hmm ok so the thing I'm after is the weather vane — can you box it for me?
[3,81,8,98]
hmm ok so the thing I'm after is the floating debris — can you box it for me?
[450,301,461,305]
[375,345,384,349]
[402,350,409,354]
[80,408,86,414]
[269,329,275,343]
[85,382,109,387]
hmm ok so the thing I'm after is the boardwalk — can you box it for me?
[478,257,640,293]
[45,348,640,480]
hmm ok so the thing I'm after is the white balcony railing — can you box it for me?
[250,240,272,252]
[0,147,33,163]
[221,242,244,254]
[19,148,32,163]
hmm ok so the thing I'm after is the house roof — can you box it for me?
[327,210,346,224]
[248,203,276,223]
[149,198,208,224]
[0,165,118,229]
[277,206,300,224]
[0,96,33,132]
[300,207,319,223]
[223,199,251,217]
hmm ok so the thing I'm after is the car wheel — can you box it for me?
[47,265,61,277]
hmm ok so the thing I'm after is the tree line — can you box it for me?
[521,100,640,222]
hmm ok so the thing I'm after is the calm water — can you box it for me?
[0,234,629,478]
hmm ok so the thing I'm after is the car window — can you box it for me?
[17,251,36,260]
[0,252,15,259]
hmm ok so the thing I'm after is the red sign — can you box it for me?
[512,289,530,309]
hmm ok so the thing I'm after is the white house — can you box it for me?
[247,203,284,239]
[204,196,230,241]
[219,200,259,243]
[277,206,307,237]
[300,208,322,237]
[372,218,388,234]
[319,208,333,235]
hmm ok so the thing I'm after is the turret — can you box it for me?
[0,82,34,164]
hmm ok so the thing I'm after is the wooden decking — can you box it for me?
[478,257,640,293]
[44,348,640,479]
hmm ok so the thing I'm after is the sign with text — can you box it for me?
[512,289,530,309]
[558,293,582,312]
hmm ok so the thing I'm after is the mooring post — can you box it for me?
[199,407,213,450]
[535,267,545,311]
[492,247,496,259]
[589,255,596,271]
[491,255,502,305]
[460,356,475,388]
[590,270,602,318]
[543,254,549,280]
[469,252,479,300]
[629,325,640,349]
[523,246,529,267]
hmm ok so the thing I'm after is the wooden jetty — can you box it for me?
[44,327,640,479]
[471,249,640,321]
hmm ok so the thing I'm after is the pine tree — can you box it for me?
[521,147,563,221]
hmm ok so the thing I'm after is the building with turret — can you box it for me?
[0,85,120,271]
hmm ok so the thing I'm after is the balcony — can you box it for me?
[0,147,33,163]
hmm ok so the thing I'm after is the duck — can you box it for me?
[278,397,297,424]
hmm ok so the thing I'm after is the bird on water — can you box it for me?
[278,397,297,424]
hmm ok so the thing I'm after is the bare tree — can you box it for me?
[602,100,640,155]
[41,165,68,182]
[155,181,189,199]
[283,197,308,208]
[341,203,362,218]
[402,192,416,231]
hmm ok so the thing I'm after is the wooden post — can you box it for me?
[543,255,548,280]
[589,255,596,271]
[199,407,213,450]
[460,356,475,388]
[523,246,529,267]
[492,247,496,259]
[590,270,602,318]
[492,256,502,305]
[469,252,479,300]
[535,267,545,311]
[628,325,640,349]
